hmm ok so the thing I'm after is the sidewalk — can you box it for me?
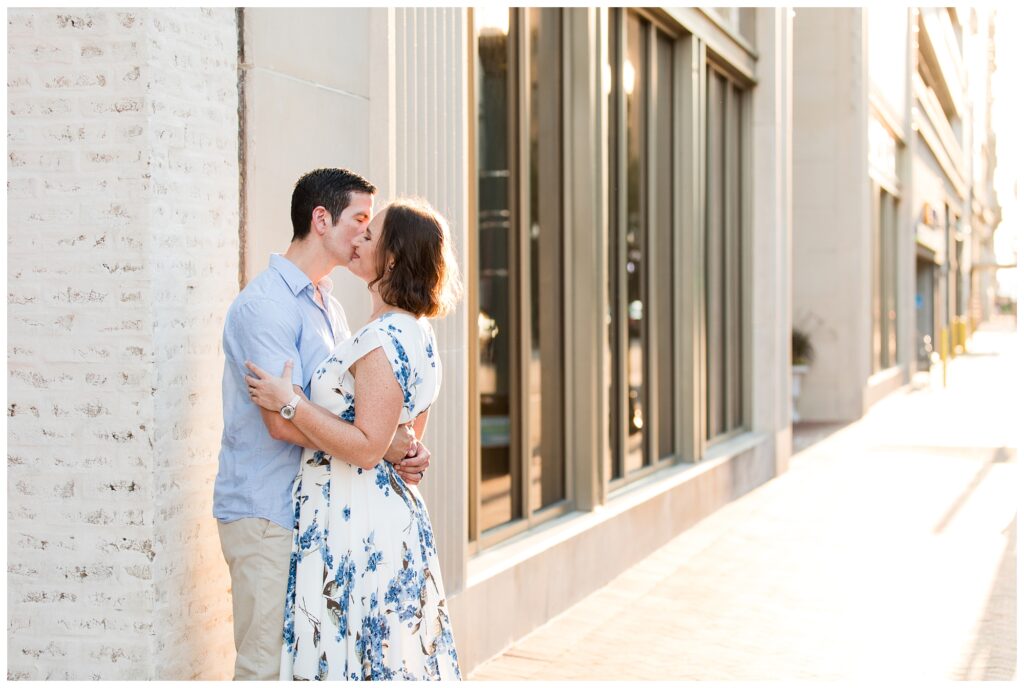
[471,318,1018,681]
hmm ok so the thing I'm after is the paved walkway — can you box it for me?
[471,318,1018,680]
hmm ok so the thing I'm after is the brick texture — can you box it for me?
[7,8,238,679]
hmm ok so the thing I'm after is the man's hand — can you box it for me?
[393,440,430,486]
[384,424,416,464]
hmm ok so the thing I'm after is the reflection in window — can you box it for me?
[609,10,677,481]
[654,33,675,461]
[476,8,517,531]
[474,8,566,538]
[872,186,899,372]
[527,8,565,514]
[706,67,744,440]
[623,12,647,475]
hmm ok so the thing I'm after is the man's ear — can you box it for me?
[312,206,332,236]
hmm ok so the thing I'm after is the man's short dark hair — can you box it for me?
[290,168,377,241]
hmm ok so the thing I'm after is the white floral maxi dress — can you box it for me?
[280,313,461,681]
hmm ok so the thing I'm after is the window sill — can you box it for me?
[465,429,769,588]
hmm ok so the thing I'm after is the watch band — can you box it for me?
[280,393,301,420]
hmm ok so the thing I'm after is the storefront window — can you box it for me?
[705,65,745,440]
[608,9,678,482]
[473,8,567,542]
[872,185,899,372]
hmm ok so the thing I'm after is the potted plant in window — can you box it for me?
[791,328,814,423]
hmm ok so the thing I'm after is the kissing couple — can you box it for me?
[214,168,462,680]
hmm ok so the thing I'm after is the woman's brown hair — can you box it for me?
[369,198,463,318]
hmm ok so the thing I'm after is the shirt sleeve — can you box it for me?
[226,298,305,389]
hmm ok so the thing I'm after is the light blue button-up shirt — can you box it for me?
[214,254,350,530]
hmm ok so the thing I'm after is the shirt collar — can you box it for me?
[269,254,334,298]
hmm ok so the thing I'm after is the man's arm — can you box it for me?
[267,387,412,455]
[261,384,319,448]
[286,351,404,469]
[231,298,308,442]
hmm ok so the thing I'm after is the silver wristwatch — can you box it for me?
[280,393,301,420]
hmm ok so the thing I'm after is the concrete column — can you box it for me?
[749,8,794,473]
[7,8,238,679]
[370,7,472,595]
[792,8,872,421]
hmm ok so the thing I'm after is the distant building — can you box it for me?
[791,7,1001,423]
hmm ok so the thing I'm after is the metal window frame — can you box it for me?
[606,9,685,494]
[870,183,902,374]
[871,181,883,373]
[678,33,706,464]
[468,6,763,552]
[705,57,752,442]
[468,8,574,554]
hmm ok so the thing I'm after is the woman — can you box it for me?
[245,198,462,681]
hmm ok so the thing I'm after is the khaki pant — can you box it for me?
[218,518,292,680]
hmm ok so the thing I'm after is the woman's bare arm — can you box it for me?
[285,348,403,470]
[412,408,430,439]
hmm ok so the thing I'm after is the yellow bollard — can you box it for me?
[940,326,949,388]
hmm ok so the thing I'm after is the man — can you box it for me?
[214,168,431,680]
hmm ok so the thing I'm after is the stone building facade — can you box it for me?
[7,8,238,679]
[791,7,1002,423]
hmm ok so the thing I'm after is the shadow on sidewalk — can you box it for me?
[933,446,1015,535]
[956,516,1017,680]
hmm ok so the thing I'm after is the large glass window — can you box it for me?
[471,9,756,545]
[872,185,899,372]
[473,8,566,542]
[705,65,745,440]
[608,9,677,483]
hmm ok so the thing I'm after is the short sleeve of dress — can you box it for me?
[345,316,438,423]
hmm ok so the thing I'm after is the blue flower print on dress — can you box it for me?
[283,549,300,654]
[316,355,339,381]
[320,526,334,570]
[317,652,329,680]
[361,531,384,576]
[307,450,330,467]
[298,512,323,552]
[282,314,459,680]
[324,551,357,642]
[355,592,393,680]
[375,465,390,496]
[385,331,423,414]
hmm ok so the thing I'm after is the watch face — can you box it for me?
[281,405,295,420]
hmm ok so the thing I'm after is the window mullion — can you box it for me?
[644,21,659,469]
[723,79,738,433]
[515,8,532,526]
[560,8,574,509]
[467,10,481,546]
[613,9,629,482]
[696,42,708,456]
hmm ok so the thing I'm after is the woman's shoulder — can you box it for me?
[350,312,433,353]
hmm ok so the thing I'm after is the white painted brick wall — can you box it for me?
[8,8,237,679]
